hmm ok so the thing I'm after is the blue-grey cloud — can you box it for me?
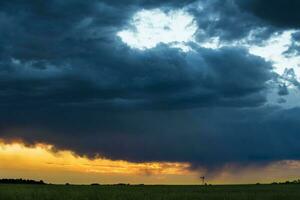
[235,0,300,29]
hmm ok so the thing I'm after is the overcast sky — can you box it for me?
[1,0,300,182]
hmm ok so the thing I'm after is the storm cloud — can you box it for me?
[236,0,300,29]
[0,0,300,172]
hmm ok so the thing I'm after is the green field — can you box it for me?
[0,184,300,200]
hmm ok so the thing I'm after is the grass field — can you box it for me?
[0,184,300,200]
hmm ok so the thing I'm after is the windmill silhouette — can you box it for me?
[200,176,205,185]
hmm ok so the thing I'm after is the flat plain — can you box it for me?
[0,184,299,200]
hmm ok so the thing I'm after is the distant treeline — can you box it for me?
[271,180,300,185]
[0,179,45,185]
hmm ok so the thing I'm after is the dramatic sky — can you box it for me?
[1,0,300,184]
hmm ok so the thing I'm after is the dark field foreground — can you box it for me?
[0,184,300,200]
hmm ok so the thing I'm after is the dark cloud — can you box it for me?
[0,45,272,109]
[1,106,300,173]
[0,0,299,173]
[235,0,300,28]
[284,31,300,57]
[278,84,289,96]
[190,0,276,43]
[0,0,273,110]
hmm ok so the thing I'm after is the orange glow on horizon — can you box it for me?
[1,139,300,185]
[0,140,201,184]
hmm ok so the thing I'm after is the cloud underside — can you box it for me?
[0,0,300,172]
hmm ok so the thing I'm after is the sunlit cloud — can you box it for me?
[117,9,197,51]
[248,31,300,79]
